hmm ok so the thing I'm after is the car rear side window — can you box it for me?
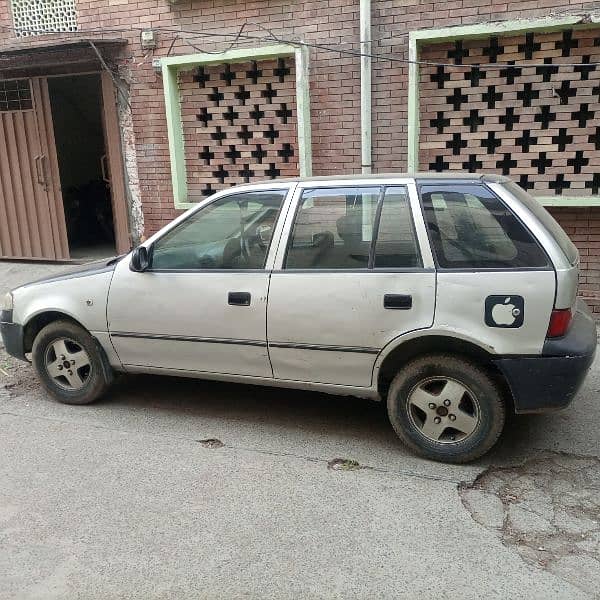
[284,186,422,270]
[419,184,549,269]
[284,187,380,269]
[373,187,421,268]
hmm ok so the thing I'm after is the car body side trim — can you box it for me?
[110,332,381,354]
[268,341,380,354]
[146,269,269,274]
[110,331,267,347]
[434,267,553,273]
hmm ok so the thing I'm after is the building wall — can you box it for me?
[77,0,362,233]
[1,0,600,311]
[550,207,600,314]
[0,0,363,232]
[419,29,600,197]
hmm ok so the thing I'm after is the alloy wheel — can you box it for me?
[44,337,92,391]
[407,376,480,444]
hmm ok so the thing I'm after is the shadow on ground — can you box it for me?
[1,344,581,469]
[106,372,553,462]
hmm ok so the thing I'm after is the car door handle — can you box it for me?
[228,292,251,306]
[383,294,412,310]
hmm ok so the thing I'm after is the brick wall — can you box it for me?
[549,207,600,315]
[370,0,600,172]
[414,26,600,312]
[0,0,363,232]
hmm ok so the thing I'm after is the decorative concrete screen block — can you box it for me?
[419,28,600,198]
[179,57,299,201]
[11,0,78,37]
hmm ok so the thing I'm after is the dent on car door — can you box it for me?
[107,188,290,377]
[267,184,436,387]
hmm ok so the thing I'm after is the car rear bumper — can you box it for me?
[494,299,597,414]
[0,310,26,361]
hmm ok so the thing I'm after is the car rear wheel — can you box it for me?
[387,354,505,463]
[32,320,112,405]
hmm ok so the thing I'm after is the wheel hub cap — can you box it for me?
[407,377,480,444]
[44,338,92,391]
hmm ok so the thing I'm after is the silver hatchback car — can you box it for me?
[1,174,596,463]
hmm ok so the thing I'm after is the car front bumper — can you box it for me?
[494,299,597,414]
[0,309,26,361]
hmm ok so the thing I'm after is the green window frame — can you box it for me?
[407,15,600,207]
[161,44,312,209]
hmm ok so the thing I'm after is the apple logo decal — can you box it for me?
[485,295,525,328]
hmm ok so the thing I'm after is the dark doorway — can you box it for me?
[48,74,116,259]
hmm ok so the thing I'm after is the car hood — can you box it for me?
[17,255,125,290]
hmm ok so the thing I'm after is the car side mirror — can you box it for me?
[256,224,272,248]
[130,245,150,272]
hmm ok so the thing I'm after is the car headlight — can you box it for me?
[1,292,13,311]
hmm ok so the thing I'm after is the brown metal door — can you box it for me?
[100,72,130,254]
[0,77,68,260]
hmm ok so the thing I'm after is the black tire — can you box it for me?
[387,354,505,463]
[32,320,113,405]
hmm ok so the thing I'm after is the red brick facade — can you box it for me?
[550,207,600,313]
[1,0,600,312]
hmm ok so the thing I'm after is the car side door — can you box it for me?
[266,181,436,388]
[419,182,556,354]
[107,185,292,378]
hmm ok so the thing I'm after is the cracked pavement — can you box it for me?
[1,262,599,598]
[460,453,600,597]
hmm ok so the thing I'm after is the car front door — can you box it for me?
[107,186,291,377]
[266,181,436,388]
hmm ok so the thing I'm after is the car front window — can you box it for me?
[151,190,287,270]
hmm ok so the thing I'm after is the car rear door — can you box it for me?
[418,182,556,354]
[266,179,436,388]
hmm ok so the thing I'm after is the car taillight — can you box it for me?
[547,308,572,338]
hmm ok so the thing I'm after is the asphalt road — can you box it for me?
[1,261,598,599]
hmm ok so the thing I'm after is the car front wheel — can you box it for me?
[387,354,505,463]
[32,320,112,405]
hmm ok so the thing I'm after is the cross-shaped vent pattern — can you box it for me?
[419,28,600,197]
[179,58,299,201]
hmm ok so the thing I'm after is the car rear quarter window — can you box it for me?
[419,184,549,269]
[502,181,579,266]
